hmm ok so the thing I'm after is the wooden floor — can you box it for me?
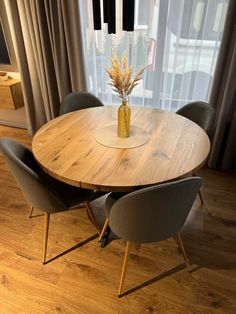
[0,125,235,314]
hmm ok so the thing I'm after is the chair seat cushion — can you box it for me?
[39,171,94,208]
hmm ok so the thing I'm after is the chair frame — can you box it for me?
[118,233,190,296]
[99,177,201,296]
[99,221,190,296]
[30,202,100,264]
[0,137,101,265]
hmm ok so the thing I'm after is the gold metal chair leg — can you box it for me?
[118,241,132,297]
[84,201,100,235]
[98,218,109,242]
[198,190,204,204]
[173,232,190,269]
[43,213,50,265]
[29,206,34,218]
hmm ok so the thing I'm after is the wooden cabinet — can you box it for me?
[0,79,24,110]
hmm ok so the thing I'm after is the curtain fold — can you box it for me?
[5,0,87,135]
[208,0,236,169]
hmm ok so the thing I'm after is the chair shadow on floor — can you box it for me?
[28,208,99,265]
[30,213,44,218]
[119,263,186,298]
[44,234,98,265]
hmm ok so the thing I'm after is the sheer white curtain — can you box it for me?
[79,0,228,111]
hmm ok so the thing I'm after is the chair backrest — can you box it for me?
[107,177,202,244]
[0,138,67,213]
[60,91,104,115]
[176,101,215,137]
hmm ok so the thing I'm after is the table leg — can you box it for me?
[100,226,111,248]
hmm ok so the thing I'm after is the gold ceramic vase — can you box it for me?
[118,101,131,138]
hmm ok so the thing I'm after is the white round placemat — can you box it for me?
[95,125,150,149]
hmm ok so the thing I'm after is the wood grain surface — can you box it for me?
[32,107,210,191]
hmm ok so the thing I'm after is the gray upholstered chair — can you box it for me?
[176,101,215,204]
[99,177,202,296]
[176,101,215,137]
[60,91,104,115]
[0,137,103,264]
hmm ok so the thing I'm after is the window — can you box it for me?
[134,0,151,29]
[0,18,10,64]
[0,1,18,72]
[79,0,228,111]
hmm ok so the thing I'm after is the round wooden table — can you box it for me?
[32,106,210,192]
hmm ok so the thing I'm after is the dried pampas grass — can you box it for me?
[106,50,145,102]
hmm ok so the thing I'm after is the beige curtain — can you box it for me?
[208,0,236,169]
[5,0,87,135]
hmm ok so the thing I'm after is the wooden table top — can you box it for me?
[32,106,210,192]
